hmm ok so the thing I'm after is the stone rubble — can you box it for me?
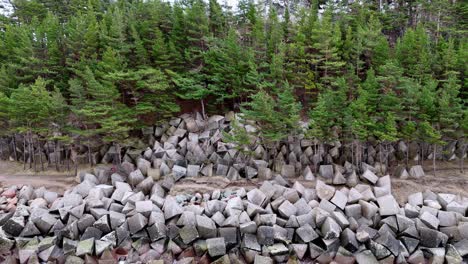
[0,166,466,263]
[0,113,466,263]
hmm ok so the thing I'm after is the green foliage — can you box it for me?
[241,83,301,143]
[0,0,465,155]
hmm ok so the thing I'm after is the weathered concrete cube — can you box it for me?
[206,237,226,257]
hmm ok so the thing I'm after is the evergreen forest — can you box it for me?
[0,0,466,169]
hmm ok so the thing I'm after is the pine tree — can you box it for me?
[310,9,345,88]
[208,0,226,37]
[396,24,432,80]
[240,83,300,144]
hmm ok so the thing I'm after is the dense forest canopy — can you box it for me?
[0,0,466,154]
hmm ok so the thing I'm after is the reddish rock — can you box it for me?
[178,247,196,259]
[2,189,16,199]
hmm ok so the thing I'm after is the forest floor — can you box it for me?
[0,160,466,205]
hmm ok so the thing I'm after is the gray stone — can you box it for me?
[341,228,359,252]
[355,250,379,264]
[205,200,227,216]
[136,200,154,215]
[240,221,257,234]
[179,225,199,244]
[319,165,334,179]
[76,238,94,256]
[408,192,423,207]
[377,195,400,216]
[330,190,348,210]
[375,231,400,256]
[216,164,229,176]
[172,165,187,181]
[454,239,468,256]
[206,237,226,257]
[20,221,41,237]
[420,211,440,229]
[196,215,217,238]
[278,200,297,218]
[186,165,200,177]
[254,255,273,264]
[361,169,378,184]
[446,244,463,263]
[219,227,238,247]
[91,215,110,235]
[137,158,151,176]
[281,164,295,178]
[333,171,347,185]
[268,243,289,255]
[316,180,335,201]
[3,216,25,236]
[294,198,312,215]
[163,197,184,220]
[394,166,409,179]
[408,249,425,264]
[101,231,117,247]
[247,189,266,206]
[409,165,425,179]
[296,224,318,243]
[128,213,148,234]
[129,169,145,187]
[242,233,261,251]
[65,256,85,264]
[109,211,126,230]
[257,226,274,245]
[322,217,342,239]
[258,167,272,180]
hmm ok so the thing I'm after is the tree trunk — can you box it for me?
[46,141,51,169]
[23,135,26,170]
[87,142,93,167]
[201,99,206,120]
[386,144,390,173]
[379,143,383,175]
[39,139,44,171]
[432,143,436,177]
[32,134,37,172]
[406,140,409,168]
[115,142,122,165]
[461,144,466,174]
[28,132,33,169]
[55,141,60,172]
[66,145,70,173]
[12,134,18,161]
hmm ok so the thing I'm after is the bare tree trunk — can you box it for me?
[433,143,436,177]
[201,99,206,120]
[12,134,18,161]
[385,144,389,174]
[55,141,60,172]
[87,141,93,167]
[28,132,33,169]
[39,139,44,171]
[116,142,122,165]
[461,144,466,174]
[46,141,50,169]
[0,139,3,160]
[23,135,26,170]
[406,140,409,168]
[66,145,70,173]
[379,143,383,175]
[32,134,37,172]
